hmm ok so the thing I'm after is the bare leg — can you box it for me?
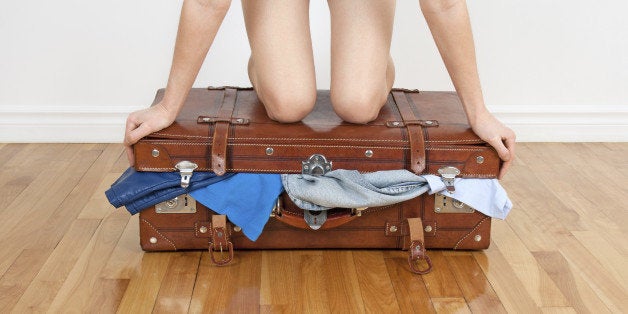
[242,0,317,123]
[328,0,396,124]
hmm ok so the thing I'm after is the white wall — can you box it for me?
[1,0,626,142]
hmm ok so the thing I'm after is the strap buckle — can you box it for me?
[209,241,234,266]
[407,240,433,275]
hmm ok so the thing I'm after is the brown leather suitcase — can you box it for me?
[134,87,500,273]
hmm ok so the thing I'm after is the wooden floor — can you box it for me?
[0,143,626,313]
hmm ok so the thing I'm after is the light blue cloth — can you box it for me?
[423,175,512,220]
[190,173,283,241]
[282,170,512,220]
[282,170,431,211]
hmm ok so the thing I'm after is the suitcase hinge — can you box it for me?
[175,161,198,188]
[438,166,460,193]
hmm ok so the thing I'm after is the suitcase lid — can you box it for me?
[134,87,500,179]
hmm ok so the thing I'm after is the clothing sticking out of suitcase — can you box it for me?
[131,87,503,274]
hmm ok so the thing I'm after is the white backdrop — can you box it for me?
[1,0,626,142]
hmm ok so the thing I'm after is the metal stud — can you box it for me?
[474,235,482,242]
[234,226,242,232]
[199,226,208,234]
[435,207,442,213]
[424,225,433,233]
[365,150,374,158]
[392,121,401,126]
[152,149,160,157]
[236,118,244,123]
[425,120,434,125]
[266,147,274,155]
[389,225,398,233]
[149,237,158,244]
[476,156,485,164]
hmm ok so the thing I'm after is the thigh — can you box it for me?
[242,0,317,121]
[328,0,396,122]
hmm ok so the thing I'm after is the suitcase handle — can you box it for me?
[272,195,362,230]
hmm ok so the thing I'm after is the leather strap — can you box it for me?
[392,91,427,174]
[407,217,432,274]
[209,214,234,266]
[210,88,238,175]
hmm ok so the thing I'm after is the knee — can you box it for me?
[258,87,316,123]
[331,89,388,124]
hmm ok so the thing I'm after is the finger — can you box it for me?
[126,146,135,166]
[504,135,516,162]
[126,122,152,147]
[498,159,512,180]
[487,137,511,162]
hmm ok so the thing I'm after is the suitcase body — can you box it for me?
[134,87,500,271]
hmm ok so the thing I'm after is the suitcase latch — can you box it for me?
[438,166,460,193]
[301,154,332,229]
[175,161,198,188]
[302,154,332,176]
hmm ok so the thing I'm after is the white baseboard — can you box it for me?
[0,105,627,142]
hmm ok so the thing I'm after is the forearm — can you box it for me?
[419,0,488,126]
[161,0,232,116]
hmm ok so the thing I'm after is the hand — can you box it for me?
[471,111,516,179]
[124,102,176,166]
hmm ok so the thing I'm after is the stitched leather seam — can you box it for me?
[141,218,177,250]
[150,134,484,144]
[141,142,486,153]
[453,217,489,250]
[135,167,496,177]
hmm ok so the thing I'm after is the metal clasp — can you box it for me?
[303,210,327,230]
[438,166,460,193]
[175,161,198,188]
[302,154,332,176]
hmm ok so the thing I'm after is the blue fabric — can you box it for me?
[190,173,284,241]
[282,170,512,220]
[282,170,431,211]
[105,167,234,214]
[423,175,512,220]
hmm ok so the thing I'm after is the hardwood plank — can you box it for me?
[0,249,53,312]
[554,234,628,312]
[353,251,401,313]
[100,214,142,280]
[540,307,578,314]
[473,246,540,313]
[78,172,124,220]
[84,278,129,313]
[445,254,507,313]
[295,251,330,314]
[116,252,173,313]
[10,219,101,313]
[189,250,261,313]
[153,252,202,314]
[0,144,83,239]
[29,143,123,250]
[431,297,471,314]
[46,209,130,313]
[571,231,627,291]
[421,251,463,298]
[384,251,435,314]
[492,220,569,307]
[532,251,611,314]
[322,251,365,314]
